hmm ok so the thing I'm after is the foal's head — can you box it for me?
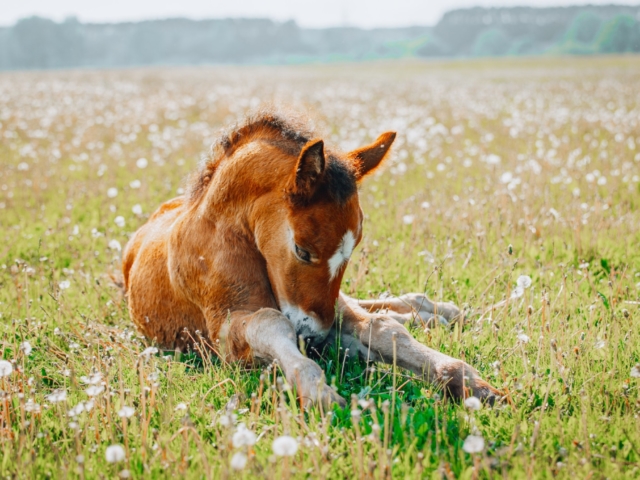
[194,112,396,343]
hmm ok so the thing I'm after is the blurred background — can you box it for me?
[1,1,639,70]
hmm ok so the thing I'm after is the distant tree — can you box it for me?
[564,11,602,44]
[595,14,637,53]
[415,36,449,57]
[472,28,511,56]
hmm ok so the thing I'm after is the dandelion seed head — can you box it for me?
[136,158,148,169]
[464,396,482,411]
[230,452,247,470]
[232,424,257,448]
[105,444,126,463]
[118,406,135,418]
[272,435,298,457]
[114,216,125,228]
[107,187,118,198]
[462,434,485,454]
[59,280,70,290]
[0,360,13,377]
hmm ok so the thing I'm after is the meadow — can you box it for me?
[1,56,639,479]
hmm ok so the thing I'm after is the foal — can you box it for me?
[123,111,499,408]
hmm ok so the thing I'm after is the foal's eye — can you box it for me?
[295,245,311,263]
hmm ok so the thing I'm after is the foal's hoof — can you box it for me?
[439,361,502,405]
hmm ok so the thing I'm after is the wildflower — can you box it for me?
[511,286,524,299]
[118,406,135,418]
[232,424,257,448]
[107,187,118,198]
[517,333,530,344]
[140,346,158,358]
[46,389,68,403]
[20,342,33,357]
[230,452,248,470]
[85,385,105,397]
[130,180,141,189]
[175,403,187,411]
[517,275,532,289]
[464,396,482,411]
[136,158,148,169]
[59,280,70,290]
[25,399,41,413]
[272,435,298,457]
[105,444,126,463]
[108,239,122,251]
[402,215,415,225]
[80,372,102,384]
[132,204,142,215]
[0,360,13,377]
[462,434,485,454]
[114,216,125,228]
[631,365,640,378]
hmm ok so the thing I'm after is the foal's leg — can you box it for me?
[342,293,464,327]
[224,308,346,409]
[337,295,499,402]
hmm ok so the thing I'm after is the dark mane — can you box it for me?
[187,109,356,205]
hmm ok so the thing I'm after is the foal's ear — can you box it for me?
[289,138,325,198]
[348,131,396,180]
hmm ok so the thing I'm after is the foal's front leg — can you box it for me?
[343,292,464,327]
[338,295,499,402]
[225,308,346,409]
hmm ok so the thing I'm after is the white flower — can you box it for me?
[402,214,415,225]
[91,228,104,238]
[46,389,68,403]
[486,154,501,165]
[511,286,524,299]
[59,280,70,290]
[136,158,148,169]
[20,341,32,356]
[114,216,125,228]
[517,333,530,344]
[272,435,298,457]
[0,360,13,377]
[631,365,640,378]
[230,452,247,470]
[85,385,105,397]
[500,172,513,183]
[462,434,485,454]
[68,402,86,417]
[517,275,532,289]
[108,239,122,251]
[25,399,41,413]
[232,424,257,448]
[130,180,141,189]
[140,346,158,358]
[464,396,482,411]
[175,403,187,411]
[105,444,126,463]
[80,372,103,385]
[107,187,118,198]
[132,204,142,215]
[118,406,135,418]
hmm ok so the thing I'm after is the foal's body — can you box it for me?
[123,112,498,407]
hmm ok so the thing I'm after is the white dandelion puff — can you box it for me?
[462,434,485,454]
[105,444,126,463]
[59,280,70,290]
[272,435,298,457]
[107,187,118,198]
[140,347,158,358]
[136,158,148,169]
[0,360,13,377]
[118,406,135,418]
[232,424,257,448]
[132,204,142,215]
[230,452,248,470]
[130,180,141,189]
[85,385,105,397]
[511,286,524,299]
[631,365,640,378]
[464,396,482,411]
[402,214,415,225]
[108,239,122,252]
[46,389,68,403]
[517,333,530,344]
[20,341,32,356]
[114,216,125,228]
[517,275,532,289]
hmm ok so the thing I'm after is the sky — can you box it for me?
[1,0,638,28]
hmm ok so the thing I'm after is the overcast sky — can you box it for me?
[1,0,637,28]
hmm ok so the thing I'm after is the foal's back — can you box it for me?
[122,196,209,349]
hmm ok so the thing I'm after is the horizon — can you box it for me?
[2,0,639,29]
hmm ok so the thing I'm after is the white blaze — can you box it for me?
[328,230,355,280]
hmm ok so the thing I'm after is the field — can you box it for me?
[1,56,640,478]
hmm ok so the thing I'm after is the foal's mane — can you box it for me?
[187,109,356,205]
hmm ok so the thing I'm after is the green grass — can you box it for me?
[1,57,640,478]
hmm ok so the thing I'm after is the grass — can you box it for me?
[1,56,640,478]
